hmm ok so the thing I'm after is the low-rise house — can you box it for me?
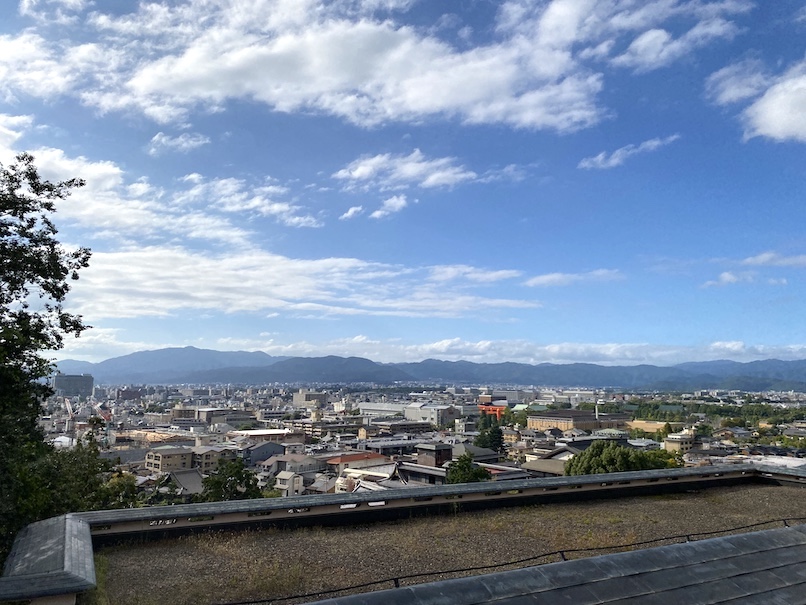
[236,441,284,468]
[256,454,327,488]
[275,470,304,497]
[325,452,389,475]
[713,427,753,441]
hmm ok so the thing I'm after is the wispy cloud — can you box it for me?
[742,251,806,268]
[334,149,477,191]
[428,265,522,283]
[370,194,408,219]
[524,269,624,287]
[578,134,680,169]
[339,205,364,220]
[702,271,754,288]
[147,132,210,156]
[68,245,537,321]
[611,18,739,73]
[705,58,771,106]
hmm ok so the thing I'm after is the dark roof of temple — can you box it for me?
[307,524,806,605]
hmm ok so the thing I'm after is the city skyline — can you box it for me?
[3,0,806,366]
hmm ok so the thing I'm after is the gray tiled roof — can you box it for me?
[0,514,95,601]
[306,524,806,605]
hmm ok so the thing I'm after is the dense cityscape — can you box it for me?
[46,365,806,502]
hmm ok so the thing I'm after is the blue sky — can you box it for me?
[3,0,806,366]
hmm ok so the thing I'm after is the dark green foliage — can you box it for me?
[446,453,492,484]
[0,154,91,563]
[564,440,682,476]
[474,426,504,453]
[197,459,262,502]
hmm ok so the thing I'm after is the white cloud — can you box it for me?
[578,134,680,169]
[742,251,806,268]
[67,245,537,321]
[370,194,408,219]
[707,56,806,143]
[611,18,739,73]
[702,270,754,288]
[339,205,364,220]
[334,149,477,191]
[0,32,75,102]
[1,0,752,131]
[428,265,522,283]
[705,58,771,105]
[0,113,34,149]
[524,268,624,287]
[90,335,806,366]
[147,132,211,156]
[742,60,806,142]
[18,0,89,24]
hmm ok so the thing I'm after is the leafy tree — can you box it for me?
[197,459,262,502]
[564,441,682,476]
[475,426,505,453]
[488,426,505,453]
[474,431,490,449]
[695,424,714,437]
[446,453,492,484]
[0,153,91,563]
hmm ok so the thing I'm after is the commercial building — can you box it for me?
[51,374,94,398]
[526,410,629,432]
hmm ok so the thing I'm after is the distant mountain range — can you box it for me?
[52,346,806,391]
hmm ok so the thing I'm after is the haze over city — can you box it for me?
[3,0,806,366]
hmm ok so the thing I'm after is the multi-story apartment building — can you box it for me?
[191,445,237,473]
[144,446,192,473]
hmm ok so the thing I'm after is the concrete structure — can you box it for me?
[416,443,452,467]
[191,445,237,473]
[293,389,328,408]
[51,374,94,399]
[405,402,461,427]
[664,431,695,453]
[144,446,192,473]
[527,410,629,432]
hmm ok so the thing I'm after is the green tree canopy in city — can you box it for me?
[0,153,91,563]
[446,453,492,484]
[196,459,262,502]
[474,426,505,453]
[564,440,682,476]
